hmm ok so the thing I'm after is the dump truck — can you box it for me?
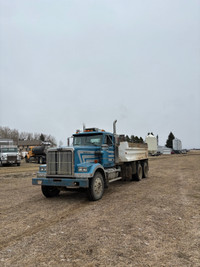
[0,145,21,166]
[32,121,149,201]
[26,145,49,164]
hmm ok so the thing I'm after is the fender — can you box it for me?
[89,163,105,177]
[75,162,105,179]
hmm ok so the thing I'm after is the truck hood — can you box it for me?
[74,146,101,165]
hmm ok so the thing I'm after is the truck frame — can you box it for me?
[32,121,149,201]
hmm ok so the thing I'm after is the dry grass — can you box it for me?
[0,153,200,266]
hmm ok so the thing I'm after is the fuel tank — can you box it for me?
[32,146,46,155]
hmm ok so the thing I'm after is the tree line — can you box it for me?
[0,126,57,146]
[0,126,176,148]
[124,135,144,143]
[125,131,176,148]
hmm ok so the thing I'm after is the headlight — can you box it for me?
[39,165,47,172]
[78,167,87,172]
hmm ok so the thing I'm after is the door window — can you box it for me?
[105,135,113,146]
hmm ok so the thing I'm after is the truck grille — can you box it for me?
[8,156,17,162]
[47,150,73,177]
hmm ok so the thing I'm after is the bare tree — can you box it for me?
[0,126,57,146]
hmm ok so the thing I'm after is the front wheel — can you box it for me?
[41,185,60,198]
[88,172,104,201]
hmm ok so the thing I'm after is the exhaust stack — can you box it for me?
[113,120,117,135]
[113,120,119,163]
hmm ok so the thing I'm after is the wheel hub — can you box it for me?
[94,177,103,195]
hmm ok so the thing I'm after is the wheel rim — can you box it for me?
[94,177,103,197]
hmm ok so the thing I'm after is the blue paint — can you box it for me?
[32,177,89,188]
[73,131,115,169]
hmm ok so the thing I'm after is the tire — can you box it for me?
[17,163,21,166]
[39,157,43,164]
[142,161,148,178]
[135,163,143,181]
[41,185,60,198]
[1,161,5,167]
[88,172,104,201]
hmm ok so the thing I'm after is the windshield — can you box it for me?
[1,148,18,153]
[73,134,103,146]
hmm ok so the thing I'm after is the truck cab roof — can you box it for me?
[73,128,113,136]
[73,130,114,147]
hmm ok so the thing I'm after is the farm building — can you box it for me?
[0,139,14,145]
[158,145,172,155]
[17,140,43,152]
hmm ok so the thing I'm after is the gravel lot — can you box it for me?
[0,153,200,267]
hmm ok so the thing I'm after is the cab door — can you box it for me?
[102,134,115,168]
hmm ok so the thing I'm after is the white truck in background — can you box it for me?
[0,145,21,166]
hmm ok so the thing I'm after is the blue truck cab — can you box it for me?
[32,127,121,201]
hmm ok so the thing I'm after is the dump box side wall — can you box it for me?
[118,142,148,162]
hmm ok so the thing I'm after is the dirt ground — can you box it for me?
[0,152,200,267]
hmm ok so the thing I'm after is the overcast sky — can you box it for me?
[0,0,200,148]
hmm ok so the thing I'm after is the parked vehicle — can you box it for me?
[182,149,187,154]
[151,151,162,156]
[172,150,182,154]
[32,121,149,201]
[0,145,21,166]
[25,145,49,164]
[20,151,28,159]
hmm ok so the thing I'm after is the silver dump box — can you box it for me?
[118,142,148,162]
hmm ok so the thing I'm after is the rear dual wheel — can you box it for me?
[134,161,148,181]
[142,162,148,178]
[135,163,143,181]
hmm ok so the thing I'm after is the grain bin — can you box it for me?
[173,138,182,151]
[145,133,158,155]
